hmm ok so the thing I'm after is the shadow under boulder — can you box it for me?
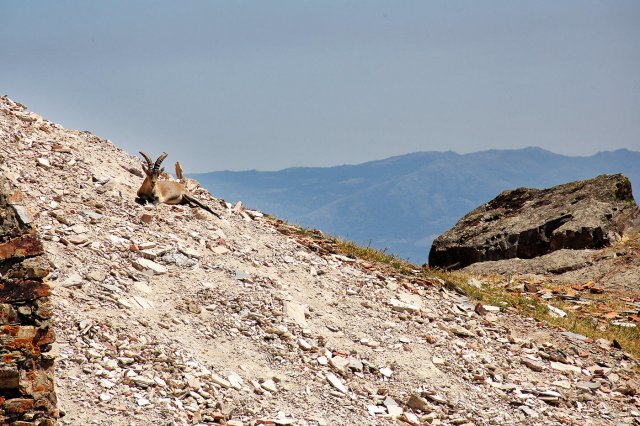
[428,174,638,269]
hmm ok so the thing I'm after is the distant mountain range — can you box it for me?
[192,148,640,263]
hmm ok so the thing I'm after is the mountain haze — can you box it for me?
[193,148,640,262]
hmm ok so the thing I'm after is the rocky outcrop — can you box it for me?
[0,177,57,425]
[429,174,637,269]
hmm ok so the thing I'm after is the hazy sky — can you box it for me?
[2,1,639,172]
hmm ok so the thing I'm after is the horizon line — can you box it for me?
[190,146,638,175]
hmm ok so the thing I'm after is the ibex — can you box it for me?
[137,152,220,218]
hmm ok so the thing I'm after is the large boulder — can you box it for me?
[428,174,637,269]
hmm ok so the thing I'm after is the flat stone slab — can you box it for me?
[132,258,167,275]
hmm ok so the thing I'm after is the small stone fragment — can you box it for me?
[298,338,313,350]
[36,157,51,170]
[140,213,153,223]
[210,372,232,389]
[132,258,167,275]
[283,301,307,327]
[449,324,474,337]
[99,393,113,402]
[403,412,420,425]
[389,298,420,313]
[550,362,581,375]
[379,367,393,378]
[329,356,349,372]
[211,245,230,255]
[261,379,278,393]
[407,394,432,412]
[547,304,567,318]
[520,405,538,418]
[521,357,545,372]
[326,373,348,394]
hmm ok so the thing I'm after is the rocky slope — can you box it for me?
[1,95,639,426]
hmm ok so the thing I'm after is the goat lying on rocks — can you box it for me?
[136,151,220,218]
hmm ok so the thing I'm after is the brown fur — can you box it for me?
[137,152,220,218]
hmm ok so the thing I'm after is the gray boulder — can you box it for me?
[428,174,637,269]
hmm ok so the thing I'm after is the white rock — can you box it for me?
[99,392,113,402]
[326,373,348,394]
[611,321,637,328]
[137,241,157,249]
[329,356,350,372]
[520,405,539,418]
[550,362,582,375]
[132,258,167,275]
[389,298,420,313]
[387,405,403,418]
[283,301,307,327]
[179,246,203,259]
[12,205,33,224]
[131,376,155,388]
[403,412,420,425]
[367,405,386,415]
[102,359,118,370]
[397,292,423,308]
[298,338,313,350]
[482,305,500,312]
[261,379,278,393]
[117,298,134,309]
[36,157,51,169]
[210,372,232,388]
[552,380,571,389]
[547,304,567,318]
[211,245,231,255]
[245,209,263,219]
[99,378,115,388]
[133,281,152,294]
[132,295,154,310]
[379,367,393,378]
[432,356,446,365]
[228,372,244,390]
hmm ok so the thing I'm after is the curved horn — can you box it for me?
[139,151,153,174]
[139,151,153,166]
[153,152,168,174]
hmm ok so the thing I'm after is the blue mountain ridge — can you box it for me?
[191,148,640,263]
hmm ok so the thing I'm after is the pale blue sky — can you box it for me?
[2,1,639,171]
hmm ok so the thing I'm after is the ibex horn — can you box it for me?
[153,152,168,174]
[139,151,153,174]
[139,151,153,166]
